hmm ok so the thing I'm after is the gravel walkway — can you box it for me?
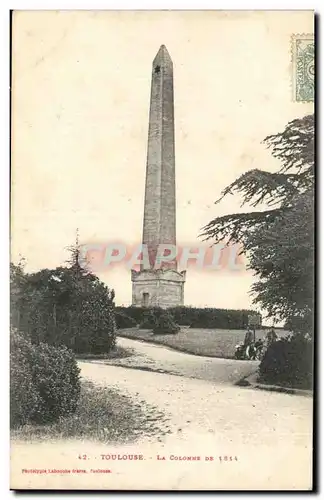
[91,336,260,384]
[11,338,313,490]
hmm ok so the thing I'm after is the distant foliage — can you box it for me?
[259,336,313,389]
[10,328,81,427]
[170,307,260,329]
[116,306,259,330]
[153,311,180,335]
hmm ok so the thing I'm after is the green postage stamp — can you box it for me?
[292,34,315,102]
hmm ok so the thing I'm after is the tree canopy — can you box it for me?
[201,114,314,334]
[10,244,116,354]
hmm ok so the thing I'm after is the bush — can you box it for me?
[258,336,313,389]
[11,264,116,355]
[115,312,137,329]
[76,289,116,355]
[10,330,41,427]
[10,328,81,427]
[153,311,180,335]
[139,309,161,329]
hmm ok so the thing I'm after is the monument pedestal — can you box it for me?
[132,269,186,309]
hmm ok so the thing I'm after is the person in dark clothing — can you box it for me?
[243,328,254,358]
[244,328,254,347]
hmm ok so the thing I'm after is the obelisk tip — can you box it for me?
[153,44,172,65]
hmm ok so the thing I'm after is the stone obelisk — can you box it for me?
[131,45,186,308]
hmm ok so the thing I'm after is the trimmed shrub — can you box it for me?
[75,288,116,355]
[139,309,161,329]
[115,312,137,329]
[153,311,180,335]
[30,341,81,422]
[10,330,41,426]
[258,336,313,389]
[10,328,81,427]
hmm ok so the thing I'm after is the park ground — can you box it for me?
[11,332,313,490]
[117,326,287,358]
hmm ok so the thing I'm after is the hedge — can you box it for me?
[115,306,260,330]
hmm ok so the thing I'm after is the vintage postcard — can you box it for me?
[10,10,314,491]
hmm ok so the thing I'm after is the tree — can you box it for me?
[10,242,117,353]
[201,114,314,335]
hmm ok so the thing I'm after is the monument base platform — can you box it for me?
[131,268,186,309]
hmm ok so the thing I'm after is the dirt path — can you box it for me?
[11,359,313,490]
[91,336,260,384]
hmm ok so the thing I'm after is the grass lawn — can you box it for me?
[118,327,288,359]
[11,380,170,444]
[76,345,135,361]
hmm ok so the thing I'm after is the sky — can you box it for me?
[11,10,314,315]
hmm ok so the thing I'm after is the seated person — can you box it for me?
[266,327,278,346]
